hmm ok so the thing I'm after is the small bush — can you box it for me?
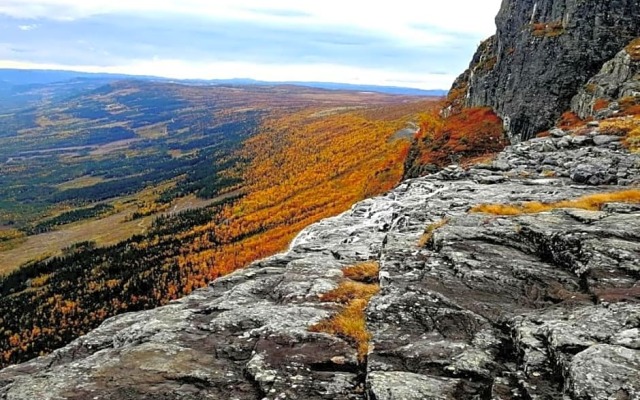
[593,98,610,112]
[625,37,640,61]
[416,107,506,167]
[599,116,640,152]
[585,84,599,95]
[557,111,585,130]
[619,96,640,116]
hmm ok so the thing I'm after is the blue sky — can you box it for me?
[0,1,502,89]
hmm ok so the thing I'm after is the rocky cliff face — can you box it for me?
[1,123,638,399]
[571,38,640,119]
[451,0,640,142]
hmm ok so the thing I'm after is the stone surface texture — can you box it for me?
[1,125,638,399]
[571,40,640,119]
[449,0,640,142]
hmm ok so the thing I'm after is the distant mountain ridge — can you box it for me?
[0,68,446,111]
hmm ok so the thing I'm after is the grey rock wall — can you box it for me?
[454,0,640,142]
[571,40,640,119]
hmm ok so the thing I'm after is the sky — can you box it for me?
[0,1,502,90]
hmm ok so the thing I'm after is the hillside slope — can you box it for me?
[0,95,429,368]
[1,116,638,399]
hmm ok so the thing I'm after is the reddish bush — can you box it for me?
[557,111,585,129]
[593,98,610,111]
[415,107,506,166]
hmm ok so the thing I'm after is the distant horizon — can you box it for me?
[0,1,502,90]
[0,66,450,93]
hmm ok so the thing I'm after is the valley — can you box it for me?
[0,78,438,366]
[1,1,639,399]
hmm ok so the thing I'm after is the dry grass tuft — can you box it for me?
[310,265,381,361]
[598,116,640,152]
[342,261,380,283]
[309,298,372,358]
[471,189,640,216]
[320,281,380,304]
[417,218,450,247]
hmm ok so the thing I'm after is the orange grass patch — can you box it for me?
[310,263,381,361]
[341,261,380,284]
[470,190,640,216]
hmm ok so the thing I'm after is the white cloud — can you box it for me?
[0,1,500,40]
[0,1,502,89]
[0,58,457,89]
[18,24,38,31]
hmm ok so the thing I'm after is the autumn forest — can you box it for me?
[0,71,514,368]
[0,80,452,366]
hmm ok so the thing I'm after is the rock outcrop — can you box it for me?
[571,38,640,119]
[1,124,638,399]
[450,0,640,142]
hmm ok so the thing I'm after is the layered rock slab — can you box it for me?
[0,139,639,399]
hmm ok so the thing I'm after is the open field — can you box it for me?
[0,192,236,275]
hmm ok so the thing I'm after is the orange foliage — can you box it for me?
[471,189,640,215]
[536,131,551,138]
[174,103,426,285]
[414,107,506,167]
[619,96,640,116]
[593,98,610,112]
[557,111,585,130]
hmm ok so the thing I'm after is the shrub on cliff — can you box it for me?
[414,107,506,167]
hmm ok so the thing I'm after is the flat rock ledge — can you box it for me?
[1,138,639,400]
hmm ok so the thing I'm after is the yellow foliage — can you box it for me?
[309,299,372,359]
[0,229,25,242]
[471,189,640,215]
[310,264,381,361]
[320,280,380,304]
[175,103,430,282]
[29,274,51,288]
[341,261,380,283]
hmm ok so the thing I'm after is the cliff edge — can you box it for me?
[1,122,638,399]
